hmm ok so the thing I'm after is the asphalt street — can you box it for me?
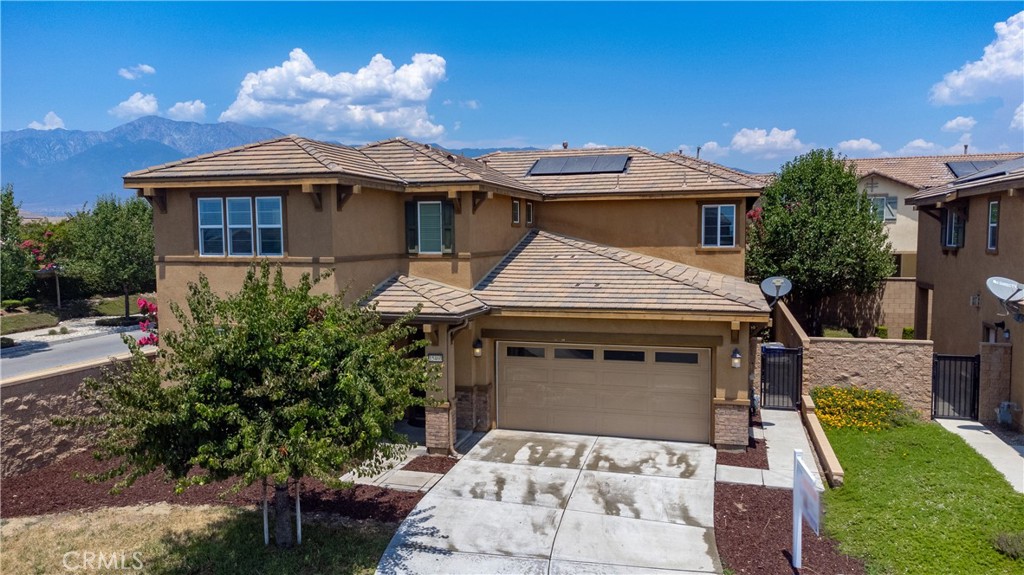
[0,330,145,380]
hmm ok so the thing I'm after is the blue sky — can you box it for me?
[3,2,1022,172]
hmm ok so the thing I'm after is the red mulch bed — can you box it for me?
[401,455,458,474]
[715,483,865,575]
[1,451,421,523]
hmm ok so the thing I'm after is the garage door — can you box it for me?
[497,342,711,443]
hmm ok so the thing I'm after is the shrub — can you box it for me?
[0,336,15,348]
[993,531,1024,560]
[2,299,21,310]
[95,316,140,327]
[59,326,69,334]
[811,386,917,431]
[902,327,915,340]
[20,297,37,308]
[875,325,888,339]
[48,328,58,335]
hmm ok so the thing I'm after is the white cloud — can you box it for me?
[461,100,480,110]
[118,63,156,80]
[582,142,607,149]
[698,141,729,159]
[167,100,207,122]
[219,48,447,139]
[941,116,977,132]
[109,92,159,120]
[898,138,942,155]
[1012,102,1024,129]
[837,138,882,154]
[453,120,462,131]
[930,11,1023,105]
[730,127,807,159]
[27,111,65,130]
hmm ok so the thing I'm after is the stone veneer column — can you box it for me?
[978,343,1012,425]
[473,384,491,431]
[425,402,455,455]
[714,402,749,448]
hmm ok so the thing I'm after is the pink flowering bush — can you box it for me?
[136,297,159,346]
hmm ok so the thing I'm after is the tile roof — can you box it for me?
[477,147,763,197]
[124,135,402,184]
[909,156,1024,205]
[473,230,770,315]
[367,274,488,321]
[359,138,538,194]
[849,153,1023,190]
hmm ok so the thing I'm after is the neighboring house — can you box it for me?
[850,153,1021,277]
[123,137,769,452]
[908,156,1024,429]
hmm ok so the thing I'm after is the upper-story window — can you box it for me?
[512,199,521,225]
[526,201,534,225]
[198,196,283,257]
[942,207,965,249]
[987,200,999,252]
[701,204,736,248]
[406,200,454,255]
[869,196,898,222]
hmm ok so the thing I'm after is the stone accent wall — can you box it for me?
[425,403,454,455]
[978,343,1012,425]
[473,384,491,431]
[804,338,933,417]
[713,403,748,448]
[454,385,492,431]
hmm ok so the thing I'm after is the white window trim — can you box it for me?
[987,200,999,251]
[701,204,736,248]
[418,201,443,255]
[526,201,534,225]
[256,196,284,256]
[512,199,521,224]
[944,210,963,248]
[198,198,224,256]
[226,197,254,256]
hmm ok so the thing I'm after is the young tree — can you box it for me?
[1,184,33,300]
[61,263,436,547]
[68,195,155,316]
[746,149,895,335]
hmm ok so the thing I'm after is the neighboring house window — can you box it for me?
[942,208,965,249]
[701,204,736,248]
[198,196,284,257]
[405,200,454,255]
[870,196,898,222]
[988,200,999,251]
[512,199,521,225]
[526,201,534,225]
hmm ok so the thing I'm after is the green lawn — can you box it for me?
[823,421,1024,574]
[94,294,156,317]
[0,311,59,335]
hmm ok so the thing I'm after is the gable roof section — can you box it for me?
[367,274,488,321]
[850,153,1022,190]
[359,138,539,195]
[473,230,769,316]
[124,135,402,186]
[909,156,1024,206]
[477,147,763,198]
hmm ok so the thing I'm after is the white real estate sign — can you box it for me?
[792,449,823,569]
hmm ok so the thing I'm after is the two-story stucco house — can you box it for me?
[908,156,1023,428]
[123,137,770,453]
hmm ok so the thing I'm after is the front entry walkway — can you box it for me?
[377,430,722,574]
[716,408,821,488]
[936,419,1024,493]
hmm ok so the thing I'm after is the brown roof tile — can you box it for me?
[909,156,1024,205]
[367,274,488,321]
[849,153,1022,190]
[473,230,769,315]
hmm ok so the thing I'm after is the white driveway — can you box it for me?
[377,430,722,574]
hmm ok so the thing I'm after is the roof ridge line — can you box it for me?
[399,274,481,312]
[293,137,343,171]
[662,152,764,189]
[537,230,764,310]
[124,135,294,177]
[400,140,483,181]
[472,230,539,291]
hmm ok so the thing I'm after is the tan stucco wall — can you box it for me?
[541,198,746,277]
[858,176,919,260]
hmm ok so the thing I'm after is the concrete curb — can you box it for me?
[800,394,845,487]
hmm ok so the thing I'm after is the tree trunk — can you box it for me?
[123,284,130,318]
[273,481,293,548]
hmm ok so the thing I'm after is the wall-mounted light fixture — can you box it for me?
[473,338,483,357]
[731,348,742,369]
[995,321,1010,341]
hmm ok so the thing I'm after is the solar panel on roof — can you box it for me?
[947,160,1001,178]
[528,154,630,176]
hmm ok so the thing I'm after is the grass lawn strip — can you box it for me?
[0,311,59,335]
[0,503,393,575]
[824,421,1024,574]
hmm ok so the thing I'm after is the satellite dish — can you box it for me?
[760,276,792,308]
[986,276,1024,302]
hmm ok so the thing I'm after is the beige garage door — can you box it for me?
[497,342,712,443]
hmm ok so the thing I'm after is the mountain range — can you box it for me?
[1,117,541,215]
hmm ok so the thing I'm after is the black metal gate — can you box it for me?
[932,354,979,420]
[761,345,803,410]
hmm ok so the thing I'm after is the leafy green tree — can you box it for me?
[746,149,895,335]
[61,263,436,547]
[1,184,33,300]
[68,195,155,316]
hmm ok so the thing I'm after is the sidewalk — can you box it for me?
[4,316,138,344]
[716,408,821,489]
[936,418,1024,494]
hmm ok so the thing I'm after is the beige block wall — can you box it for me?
[788,278,917,338]
[978,343,1013,425]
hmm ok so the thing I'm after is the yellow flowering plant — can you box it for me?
[810,386,916,431]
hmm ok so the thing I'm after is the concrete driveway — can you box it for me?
[377,430,721,574]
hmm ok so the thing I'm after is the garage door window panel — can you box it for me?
[655,351,700,364]
[603,349,646,362]
[506,346,546,358]
[554,348,595,360]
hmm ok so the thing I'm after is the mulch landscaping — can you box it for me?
[715,482,865,575]
[401,455,459,474]
[1,451,422,523]
[716,411,769,470]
